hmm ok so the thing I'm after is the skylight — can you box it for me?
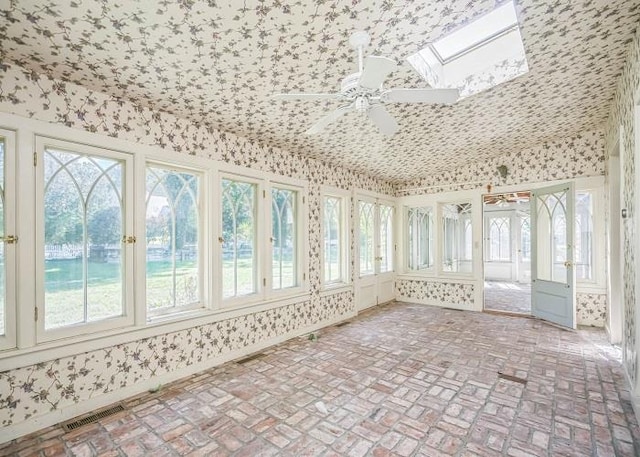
[408,1,529,98]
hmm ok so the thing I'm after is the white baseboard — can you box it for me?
[395,295,478,312]
[0,310,356,445]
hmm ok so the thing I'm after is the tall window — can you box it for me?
[575,191,593,280]
[358,201,375,276]
[146,166,200,315]
[43,147,126,331]
[488,216,511,261]
[442,202,473,273]
[272,187,297,290]
[221,178,257,299]
[407,207,434,271]
[379,204,394,273]
[323,195,346,284]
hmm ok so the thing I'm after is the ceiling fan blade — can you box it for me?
[358,56,397,90]
[367,104,398,136]
[305,105,354,135]
[382,88,460,105]
[273,93,342,101]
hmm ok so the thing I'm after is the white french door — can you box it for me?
[356,196,395,311]
[531,183,576,328]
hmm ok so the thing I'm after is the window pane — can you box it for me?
[575,192,593,280]
[44,149,124,329]
[359,201,375,276]
[488,216,510,261]
[535,191,568,283]
[222,178,257,298]
[323,196,343,283]
[379,205,394,273]
[520,216,531,261]
[0,138,4,336]
[146,166,200,314]
[408,207,434,270]
[272,187,297,289]
[442,203,472,273]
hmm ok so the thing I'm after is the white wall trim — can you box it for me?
[395,295,475,311]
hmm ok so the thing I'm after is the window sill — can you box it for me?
[0,292,312,371]
[396,273,478,285]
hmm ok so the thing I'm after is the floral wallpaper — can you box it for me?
[395,281,606,327]
[397,130,605,196]
[0,0,638,182]
[0,291,353,427]
[395,279,474,308]
[604,25,640,386]
[576,293,607,327]
[0,63,394,433]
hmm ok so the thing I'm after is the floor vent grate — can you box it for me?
[61,404,126,432]
[236,352,265,364]
[498,372,528,385]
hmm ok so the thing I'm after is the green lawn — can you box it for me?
[42,257,295,329]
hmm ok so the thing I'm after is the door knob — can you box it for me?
[563,260,572,268]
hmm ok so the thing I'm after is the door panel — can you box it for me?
[356,197,395,311]
[531,183,575,328]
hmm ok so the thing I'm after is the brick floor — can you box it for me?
[484,281,531,314]
[1,301,638,456]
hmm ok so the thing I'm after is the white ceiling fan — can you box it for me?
[272,31,460,136]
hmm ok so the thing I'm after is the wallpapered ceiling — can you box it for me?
[0,0,638,182]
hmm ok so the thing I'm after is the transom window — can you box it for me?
[145,165,201,316]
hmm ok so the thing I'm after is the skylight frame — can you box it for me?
[406,0,529,99]
[431,1,521,63]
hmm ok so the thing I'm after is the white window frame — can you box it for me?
[574,185,605,291]
[0,128,17,351]
[217,171,263,307]
[438,200,474,276]
[35,136,135,343]
[405,205,435,273]
[144,161,208,319]
[267,180,307,298]
[0,112,315,370]
[320,186,351,288]
[485,212,512,262]
[216,165,309,309]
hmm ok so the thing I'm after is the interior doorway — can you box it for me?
[483,191,532,314]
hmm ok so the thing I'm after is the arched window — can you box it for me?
[145,166,200,315]
[44,148,124,329]
[488,216,510,261]
[221,178,257,298]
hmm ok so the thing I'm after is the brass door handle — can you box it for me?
[1,235,18,244]
[564,260,572,268]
